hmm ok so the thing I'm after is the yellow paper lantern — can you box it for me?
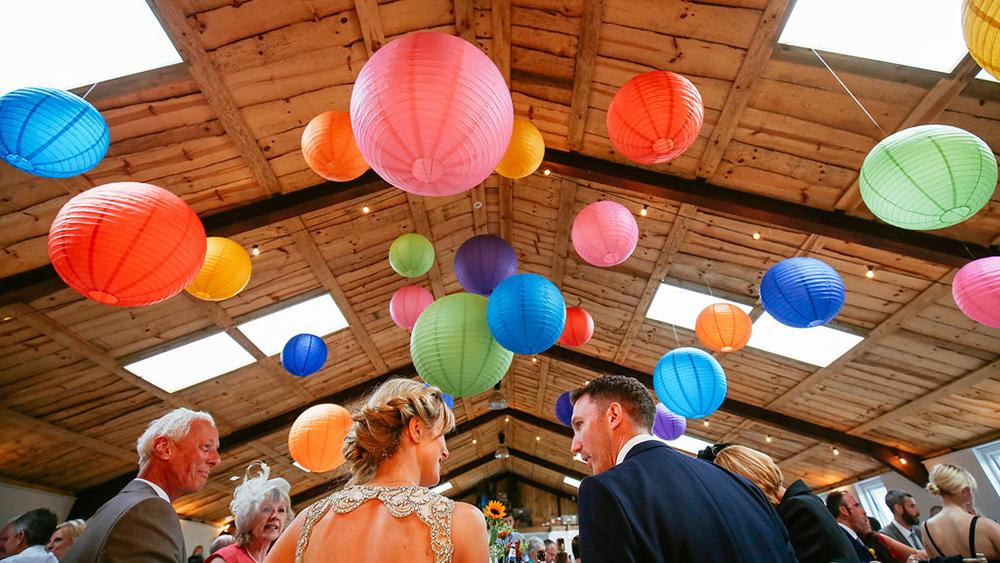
[496,119,545,179]
[185,237,252,301]
[963,0,1000,80]
[288,404,353,472]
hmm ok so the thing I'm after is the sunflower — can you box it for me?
[484,500,507,520]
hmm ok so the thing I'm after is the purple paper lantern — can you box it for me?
[454,234,518,295]
[556,391,573,427]
[652,403,686,441]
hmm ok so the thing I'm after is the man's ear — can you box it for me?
[152,435,173,461]
[607,402,625,429]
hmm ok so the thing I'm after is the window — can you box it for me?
[646,282,753,331]
[236,293,349,356]
[124,332,256,393]
[855,475,893,528]
[746,313,864,368]
[973,439,1000,497]
[665,434,713,457]
[563,476,582,488]
[431,482,453,494]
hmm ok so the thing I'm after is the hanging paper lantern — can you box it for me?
[695,303,752,353]
[555,391,573,427]
[496,119,545,179]
[487,273,566,354]
[47,182,206,307]
[760,257,846,328]
[301,111,369,182]
[389,285,434,330]
[281,334,328,377]
[454,234,518,296]
[389,233,435,278]
[653,347,727,419]
[652,403,686,441]
[0,87,110,178]
[963,0,1000,80]
[185,237,252,301]
[288,404,352,472]
[559,306,594,347]
[422,383,455,409]
[411,293,513,397]
[860,124,997,230]
[606,71,704,165]
[350,31,514,196]
[571,200,639,267]
[953,256,1000,328]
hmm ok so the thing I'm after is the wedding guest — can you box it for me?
[188,545,204,563]
[569,375,797,563]
[209,535,236,555]
[266,379,488,563]
[555,553,569,563]
[544,540,557,562]
[525,537,544,563]
[827,491,877,562]
[2,509,58,562]
[45,520,86,560]
[571,535,580,563]
[921,464,1000,560]
[0,522,13,558]
[64,408,221,563]
[880,490,923,550]
[207,462,292,563]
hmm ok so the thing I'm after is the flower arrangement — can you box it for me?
[483,500,522,562]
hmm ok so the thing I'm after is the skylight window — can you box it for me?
[563,476,582,488]
[646,282,753,331]
[0,0,182,94]
[778,0,968,74]
[236,293,348,356]
[124,332,255,393]
[664,433,714,456]
[746,313,863,368]
[430,482,453,494]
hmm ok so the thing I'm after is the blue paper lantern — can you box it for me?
[281,333,328,377]
[487,273,566,354]
[760,257,845,328]
[652,403,686,441]
[454,234,518,295]
[555,391,573,427]
[653,347,727,419]
[0,87,109,178]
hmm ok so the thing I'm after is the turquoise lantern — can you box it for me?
[653,347,727,419]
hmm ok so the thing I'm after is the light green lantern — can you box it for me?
[410,293,513,397]
[859,124,997,230]
[389,232,435,277]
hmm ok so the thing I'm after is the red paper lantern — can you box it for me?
[301,111,369,182]
[47,182,207,307]
[559,306,594,347]
[606,70,704,164]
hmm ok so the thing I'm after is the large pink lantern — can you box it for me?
[390,285,435,330]
[350,32,514,197]
[571,200,639,267]
[953,257,1000,328]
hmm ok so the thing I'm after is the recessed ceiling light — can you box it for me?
[124,332,255,393]
[236,293,348,356]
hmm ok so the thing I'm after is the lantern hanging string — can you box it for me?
[670,322,680,346]
[81,82,100,100]
[811,48,885,136]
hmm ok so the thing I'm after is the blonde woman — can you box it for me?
[266,379,487,563]
[45,520,86,560]
[921,463,1000,561]
[208,461,292,563]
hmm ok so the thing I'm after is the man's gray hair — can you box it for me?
[230,461,293,547]
[525,537,545,555]
[136,408,215,467]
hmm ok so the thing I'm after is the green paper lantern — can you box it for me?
[389,233,435,277]
[860,124,997,230]
[410,293,513,397]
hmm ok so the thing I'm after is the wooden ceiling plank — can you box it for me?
[550,178,578,287]
[491,0,511,87]
[454,0,476,43]
[533,357,554,413]
[720,419,755,443]
[470,183,489,235]
[777,443,825,466]
[697,0,796,178]
[353,0,386,56]
[498,177,514,243]
[1,406,135,463]
[405,194,448,299]
[566,0,604,152]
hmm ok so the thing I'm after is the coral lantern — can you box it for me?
[953,257,1000,328]
[496,119,545,179]
[571,200,639,267]
[350,32,514,196]
[301,111,369,182]
[185,237,252,301]
[559,306,594,347]
[695,303,752,353]
[606,71,704,164]
[288,404,353,472]
[963,0,1000,80]
[47,182,206,307]
[389,285,434,330]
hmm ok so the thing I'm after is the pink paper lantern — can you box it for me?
[390,285,435,330]
[953,257,1000,328]
[350,32,514,197]
[571,201,639,267]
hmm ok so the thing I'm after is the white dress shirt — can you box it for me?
[891,519,923,549]
[134,478,171,502]
[838,522,862,542]
[615,433,663,466]
[4,545,58,563]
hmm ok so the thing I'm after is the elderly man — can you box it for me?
[2,509,58,562]
[64,408,221,563]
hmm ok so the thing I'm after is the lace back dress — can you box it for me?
[295,485,455,563]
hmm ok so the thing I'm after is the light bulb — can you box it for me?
[866,266,875,279]
[362,206,370,214]
[765,435,773,443]
[832,447,840,456]
[251,244,260,256]
[640,205,648,217]
[543,169,551,176]
[752,231,761,240]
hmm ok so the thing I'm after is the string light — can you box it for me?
[362,206,371,214]
[898,456,907,465]
[765,435,773,443]
[251,244,260,256]
[536,436,541,441]
[752,231,761,240]
[472,439,478,445]
[531,357,538,363]
[543,169,551,176]
[640,205,648,217]
[504,416,510,423]
[703,420,710,427]
[865,265,875,279]
[832,447,840,456]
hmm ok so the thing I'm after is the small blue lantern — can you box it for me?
[0,87,110,178]
[555,391,573,427]
[760,257,845,328]
[281,333,328,377]
[653,347,727,419]
[487,273,566,354]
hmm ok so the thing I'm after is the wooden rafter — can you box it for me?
[566,0,604,152]
[491,0,511,87]
[452,471,579,503]
[498,177,514,242]
[453,0,475,43]
[470,183,489,235]
[353,0,386,56]
[1,406,135,463]
[405,194,448,299]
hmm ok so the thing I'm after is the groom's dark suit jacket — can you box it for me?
[578,439,798,563]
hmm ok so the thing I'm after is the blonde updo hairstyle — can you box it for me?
[343,379,455,486]
[714,445,784,505]
[926,463,977,497]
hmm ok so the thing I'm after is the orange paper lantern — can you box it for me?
[559,306,594,347]
[606,70,704,165]
[301,111,369,182]
[47,182,207,307]
[695,303,752,353]
[288,404,353,472]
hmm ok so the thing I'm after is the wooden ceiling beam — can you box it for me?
[565,0,604,151]
[453,471,579,503]
[353,0,386,56]
[1,406,136,464]
[454,0,476,43]
[491,0,511,87]
[405,194,448,299]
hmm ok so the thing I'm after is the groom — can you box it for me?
[570,375,798,563]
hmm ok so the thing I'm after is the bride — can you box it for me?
[266,379,488,563]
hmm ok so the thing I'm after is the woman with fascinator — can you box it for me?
[208,461,293,563]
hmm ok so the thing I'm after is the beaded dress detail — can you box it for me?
[295,485,455,563]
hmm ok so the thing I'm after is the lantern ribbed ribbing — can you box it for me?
[389,233,435,278]
[454,234,518,296]
[185,237,252,301]
[496,119,545,179]
[487,273,567,355]
[606,71,704,165]
[653,347,727,419]
[350,32,514,196]
[559,306,594,347]
[953,257,1000,328]
[695,303,752,353]
[281,333,328,377]
[759,257,845,329]
[301,111,368,182]
[571,200,639,267]
[652,403,686,441]
[963,0,1000,80]
[389,285,434,331]
[288,404,352,472]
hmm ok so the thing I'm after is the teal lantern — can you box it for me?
[389,233,435,277]
[410,293,513,397]
[860,124,997,230]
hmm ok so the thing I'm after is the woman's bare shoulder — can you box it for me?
[451,501,487,530]
[450,502,488,563]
